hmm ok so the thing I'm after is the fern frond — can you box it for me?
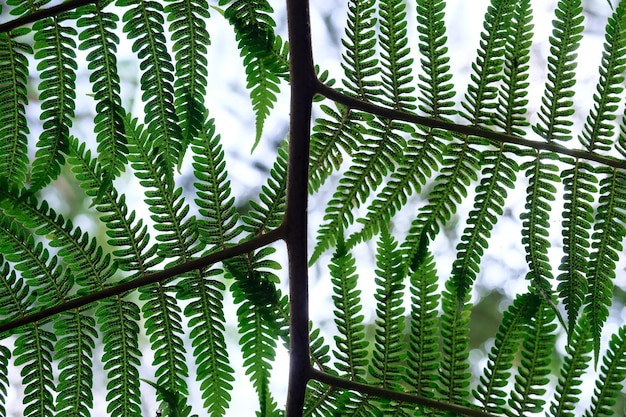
[520,150,561,310]
[584,166,626,362]
[76,1,127,179]
[330,235,369,382]
[505,300,557,417]
[0,344,8,417]
[406,251,440,403]
[557,160,596,334]
[474,293,541,414]
[178,267,234,415]
[493,0,533,136]
[341,0,379,101]
[532,0,584,143]
[0,255,33,323]
[0,30,31,187]
[548,314,592,417]
[53,310,97,417]
[67,136,162,274]
[96,298,142,417]
[377,0,415,111]
[308,103,361,193]
[164,0,211,148]
[437,279,471,408]
[583,325,626,417]
[369,228,405,391]
[312,117,406,263]
[14,324,56,417]
[241,141,288,235]
[459,0,514,126]
[304,326,339,416]
[119,0,182,167]
[192,115,242,248]
[0,183,115,295]
[577,1,626,152]
[221,0,289,150]
[30,15,77,191]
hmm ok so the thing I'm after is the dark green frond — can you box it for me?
[474,293,541,414]
[548,315,593,417]
[532,0,584,143]
[330,235,369,382]
[0,344,8,417]
[164,0,211,148]
[53,310,97,417]
[505,300,557,417]
[67,137,162,274]
[459,0,514,126]
[405,251,440,402]
[415,0,456,119]
[96,298,142,417]
[119,0,182,167]
[557,160,597,334]
[437,279,471,408]
[192,115,242,248]
[76,1,127,179]
[584,325,626,417]
[241,141,288,235]
[341,0,379,101]
[578,1,626,152]
[493,0,533,136]
[369,228,405,391]
[305,326,339,416]
[520,151,561,310]
[221,0,289,150]
[178,268,234,416]
[0,31,31,187]
[30,16,77,191]
[14,324,56,417]
[584,167,626,362]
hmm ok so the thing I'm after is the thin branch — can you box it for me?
[0,0,100,33]
[0,227,284,334]
[315,80,626,170]
[309,369,503,417]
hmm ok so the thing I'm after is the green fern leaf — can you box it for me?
[76,1,127,179]
[459,0,514,126]
[164,0,211,150]
[53,310,97,417]
[0,31,31,187]
[330,234,369,382]
[221,0,289,151]
[119,0,182,167]
[369,228,405,391]
[584,167,626,362]
[532,0,584,143]
[304,326,339,416]
[406,251,440,405]
[0,344,8,417]
[437,279,472,409]
[577,1,626,152]
[505,300,557,417]
[67,137,162,273]
[548,314,592,417]
[30,15,77,191]
[474,293,541,414]
[14,324,56,417]
[192,115,242,247]
[557,160,597,334]
[96,298,142,417]
[583,325,626,417]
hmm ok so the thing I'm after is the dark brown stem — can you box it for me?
[0,227,284,334]
[0,0,99,33]
[309,369,503,417]
[315,80,626,170]
[284,0,316,414]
